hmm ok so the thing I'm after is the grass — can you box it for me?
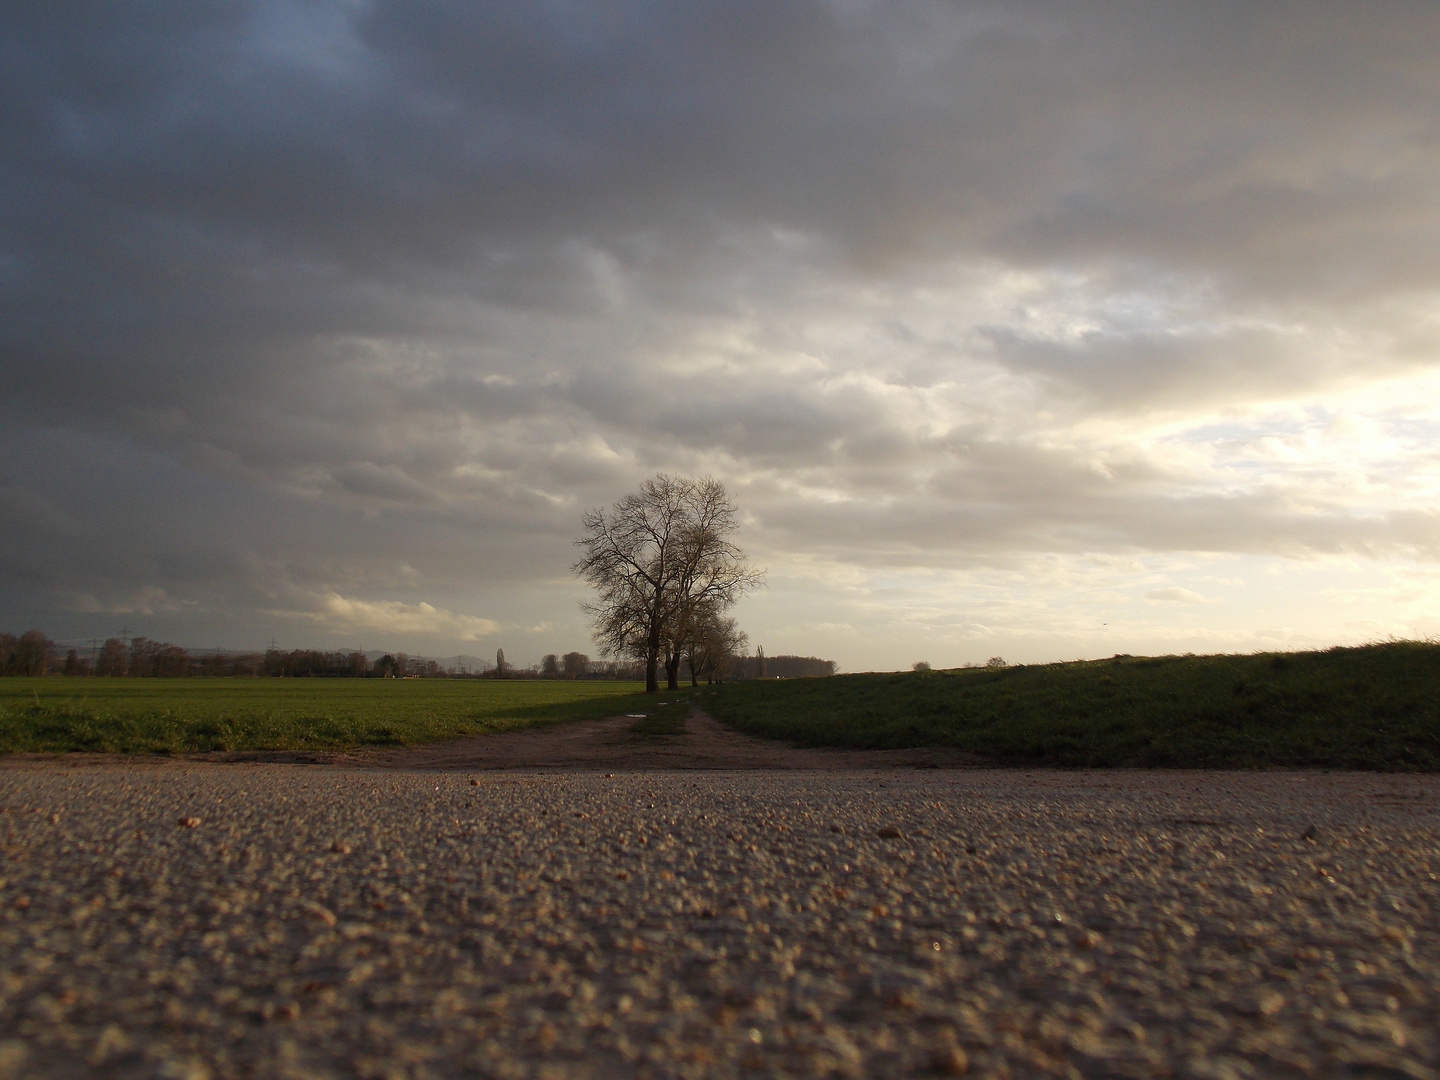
[626,691,701,739]
[705,642,1440,770]
[0,678,652,754]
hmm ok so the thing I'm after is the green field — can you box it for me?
[0,678,652,754]
[706,642,1440,770]
[8,642,1440,766]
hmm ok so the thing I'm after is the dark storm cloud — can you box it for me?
[3,0,1440,651]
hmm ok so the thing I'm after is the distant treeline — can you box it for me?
[0,632,651,680]
[1,630,834,681]
[0,631,269,677]
[731,652,838,679]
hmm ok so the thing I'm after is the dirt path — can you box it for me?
[362,708,990,770]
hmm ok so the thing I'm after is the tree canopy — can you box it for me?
[573,474,762,693]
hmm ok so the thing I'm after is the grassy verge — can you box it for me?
[705,642,1440,770]
[0,678,652,754]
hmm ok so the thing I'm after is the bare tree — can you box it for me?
[541,653,560,678]
[682,602,748,685]
[12,630,53,676]
[574,474,762,693]
[561,651,589,679]
[95,638,127,677]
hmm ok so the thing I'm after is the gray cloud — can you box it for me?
[3,1,1440,663]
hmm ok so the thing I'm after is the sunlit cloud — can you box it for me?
[282,594,501,642]
[1144,587,1209,604]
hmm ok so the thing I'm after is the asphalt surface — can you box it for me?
[1,765,1437,1079]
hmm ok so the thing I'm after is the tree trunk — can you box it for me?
[645,622,662,693]
[665,650,681,691]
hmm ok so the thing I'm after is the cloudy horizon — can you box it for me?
[4,1,1440,671]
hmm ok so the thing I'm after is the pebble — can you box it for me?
[0,766,1437,1078]
[930,1044,970,1075]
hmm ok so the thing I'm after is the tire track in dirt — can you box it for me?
[361,708,992,771]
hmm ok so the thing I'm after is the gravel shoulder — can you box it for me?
[2,756,1438,1079]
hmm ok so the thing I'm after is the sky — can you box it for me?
[3,1,1440,672]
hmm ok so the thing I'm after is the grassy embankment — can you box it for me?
[0,678,656,754]
[705,641,1440,770]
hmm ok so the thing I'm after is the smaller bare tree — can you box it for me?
[683,603,748,685]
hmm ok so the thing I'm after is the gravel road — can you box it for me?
[1,764,1437,1079]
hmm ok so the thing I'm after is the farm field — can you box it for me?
[0,677,649,754]
[706,641,1440,770]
